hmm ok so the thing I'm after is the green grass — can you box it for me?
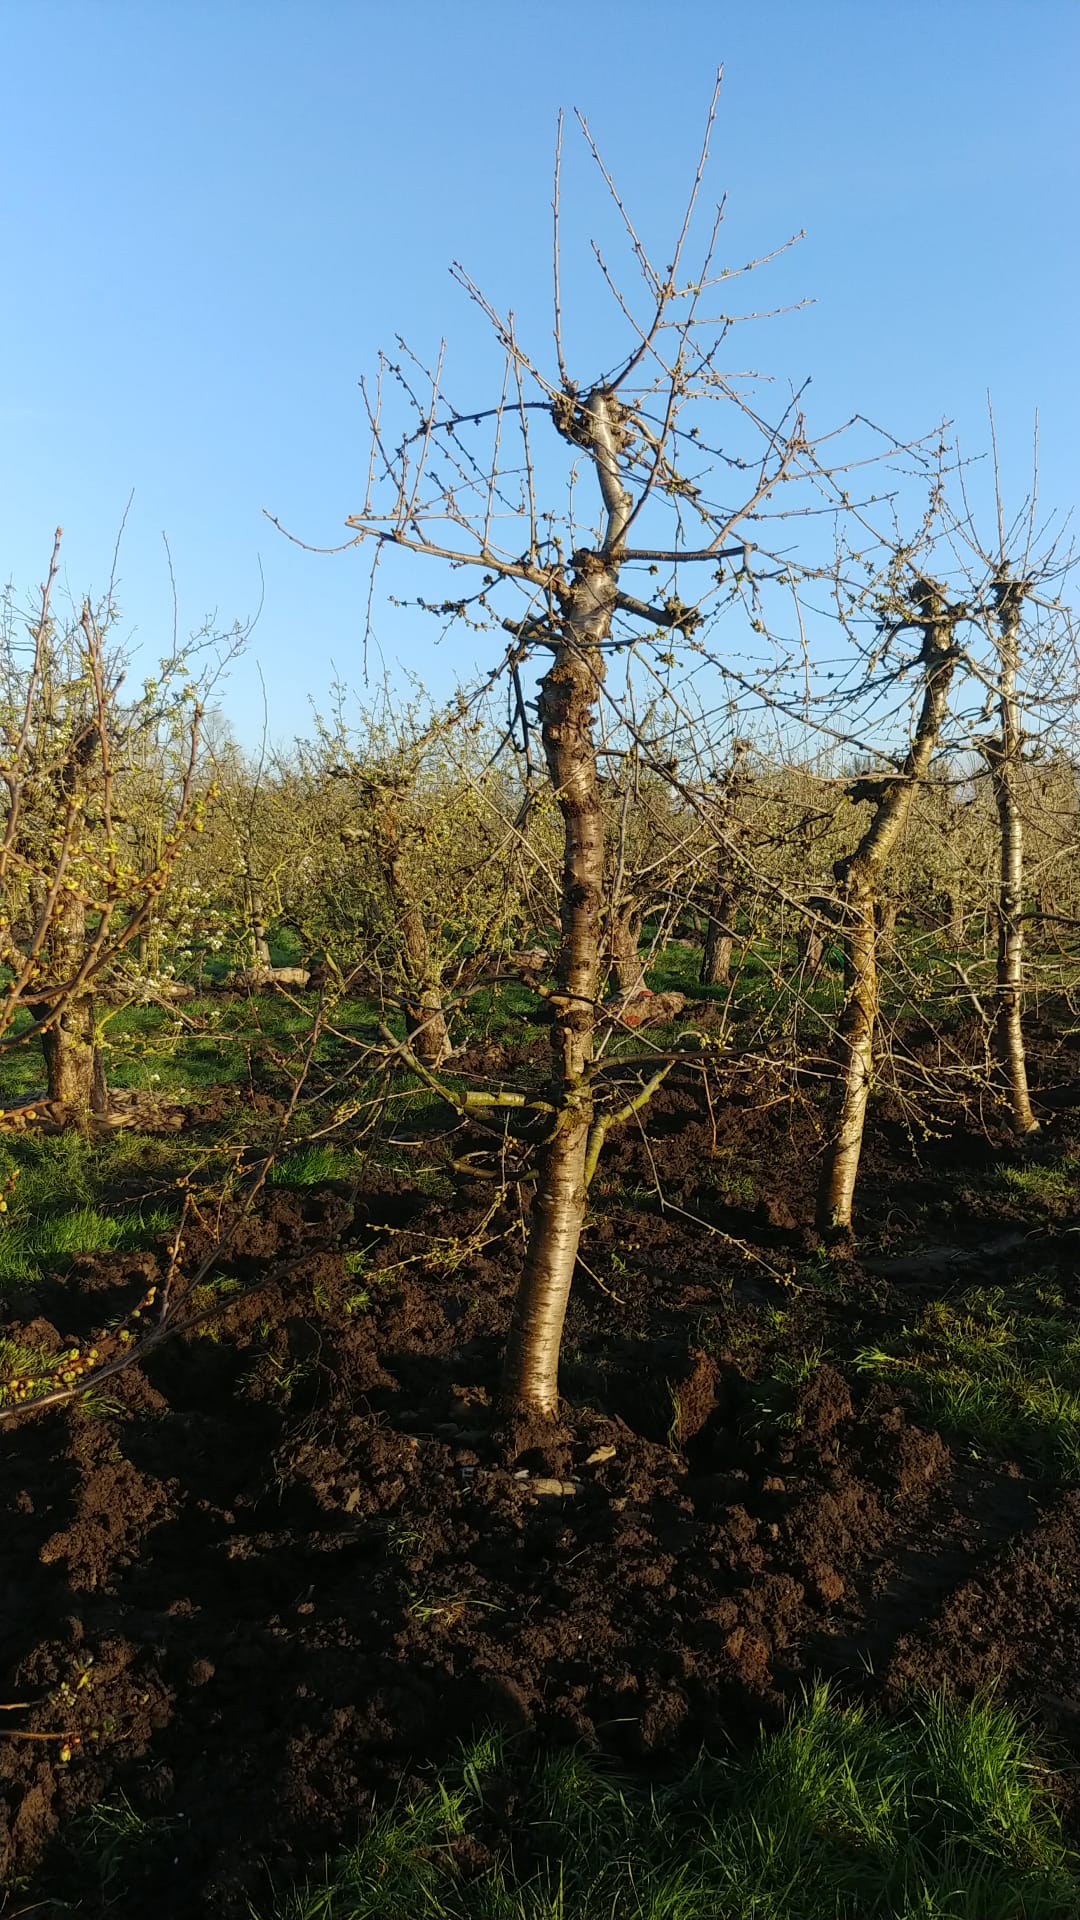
[0,1131,180,1286]
[264,1686,1078,1920]
[0,984,388,1107]
[0,929,1075,1119]
[269,1142,360,1186]
[856,1284,1080,1479]
[641,928,1080,1047]
[995,1158,1078,1207]
[65,1792,179,1905]
[457,979,545,1046]
[0,985,469,1288]
[0,1201,177,1283]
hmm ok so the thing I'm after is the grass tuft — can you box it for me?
[0,1131,181,1285]
[856,1286,1080,1479]
[269,1143,358,1187]
[995,1159,1077,1206]
[67,1792,179,1904]
[264,1684,1078,1920]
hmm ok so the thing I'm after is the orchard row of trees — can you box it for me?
[3,564,1077,1114]
[3,77,1076,1421]
[104,695,1076,1053]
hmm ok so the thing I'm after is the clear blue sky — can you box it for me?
[3,0,1077,747]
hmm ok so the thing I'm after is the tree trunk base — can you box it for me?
[493,1407,575,1473]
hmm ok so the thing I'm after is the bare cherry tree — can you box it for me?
[954,441,1076,1134]
[817,575,965,1234]
[317,693,524,1065]
[280,77,911,1416]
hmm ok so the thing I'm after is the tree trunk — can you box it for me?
[875,897,899,962]
[245,874,273,969]
[502,389,628,1419]
[604,903,645,998]
[394,883,451,1068]
[701,887,737,986]
[374,793,452,1068]
[818,867,878,1235]
[818,587,959,1234]
[798,917,825,977]
[38,894,107,1122]
[700,745,749,989]
[41,996,106,1116]
[986,576,1038,1133]
[403,988,452,1069]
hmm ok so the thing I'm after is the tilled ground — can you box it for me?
[2,1067,1080,1915]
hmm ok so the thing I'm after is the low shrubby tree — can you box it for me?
[0,534,214,1125]
[311,693,527,1062]
[201,732,326,980]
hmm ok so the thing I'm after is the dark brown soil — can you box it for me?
[2,1064,1080,1915]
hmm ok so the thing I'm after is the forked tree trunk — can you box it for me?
[818,587,959,1234]
[986,576,1038,1133]
[40,996,107,1116]
[501,390,629,1419]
